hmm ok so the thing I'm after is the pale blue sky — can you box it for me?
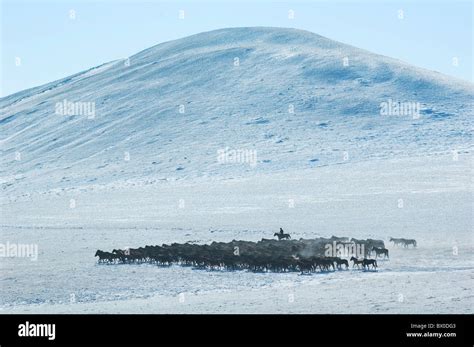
[1,0,472,97]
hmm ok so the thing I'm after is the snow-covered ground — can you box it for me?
[1,154,472,313]
[0,27,473,313]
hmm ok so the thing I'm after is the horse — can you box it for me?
[331,257,349,270]
[313,258,334,272]
[371,247,389,259]
[350,256,364,269]
[321,258,335,271]
[390,237,416,248]
[274,232,291,240]
[362,258,377,270]
[311,257,325,271]
[297,259,314,274]
[402,239,417,248]
[95,250,116,263]
[389,237,404,246]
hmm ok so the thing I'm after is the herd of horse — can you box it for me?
[95,235,416,273]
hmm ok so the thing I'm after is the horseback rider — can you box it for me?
[274,227,291,240]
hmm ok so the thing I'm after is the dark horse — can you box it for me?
[274,232,291,240]
[362,258,377,270]
[332,257,349,270]
[350,256,364,269]
[95,250,115,263]
[371,247,389,258]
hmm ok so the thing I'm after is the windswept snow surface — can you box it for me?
[0,27,473,313]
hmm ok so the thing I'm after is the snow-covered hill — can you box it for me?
[1,27,472,196]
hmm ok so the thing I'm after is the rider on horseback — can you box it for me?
[274,228,291,240]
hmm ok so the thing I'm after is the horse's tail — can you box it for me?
[374,260,378,267]
[414,240,417,247]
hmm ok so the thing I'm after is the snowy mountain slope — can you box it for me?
[1,27,473,196]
